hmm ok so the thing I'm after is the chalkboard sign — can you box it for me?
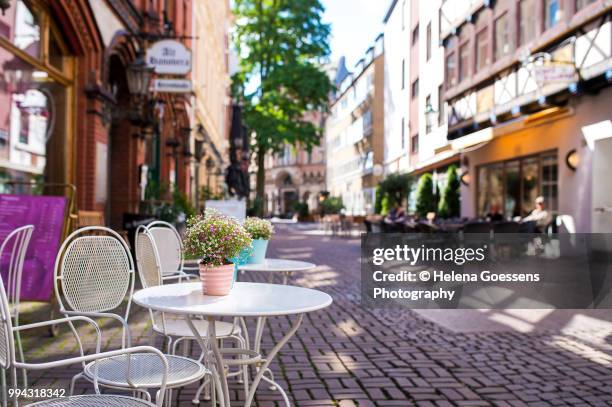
[0,194,67,301]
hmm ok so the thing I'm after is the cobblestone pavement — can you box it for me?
[16,225,612,406]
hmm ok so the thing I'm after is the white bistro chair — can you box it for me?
[135,228,249,403]
[53,226,211,405]
[0,274,169,407]
[144,221,198,282]
[0,225,34,390]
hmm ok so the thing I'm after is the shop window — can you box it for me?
[477,152,558,218]
[545,0,561,29]
[0,2,75,185]
[494,12,511,61]
[4,1,41,59]
[519,0,537,46]
[476,28,489,72]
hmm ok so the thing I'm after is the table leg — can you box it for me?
[244,314,304,407]
[281,271,292,285]
[185,315,229,407]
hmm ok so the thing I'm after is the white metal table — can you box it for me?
[237,259,316,285]
[133,282,332,407]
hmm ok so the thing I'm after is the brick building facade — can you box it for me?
[0,0,198,229]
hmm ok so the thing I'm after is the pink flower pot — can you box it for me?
[199,263,235,296]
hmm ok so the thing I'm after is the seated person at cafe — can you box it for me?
[486,203,504,222]
[521,196,552,232]
[385,204,406,224]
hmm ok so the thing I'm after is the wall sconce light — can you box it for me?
[460,170,470,186]
[565,149,579,171]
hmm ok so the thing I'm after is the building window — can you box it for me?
[494,12,511,61]
[425,95,432,133]
[475,27,489,71]
[412,24,419,46]
[477,151,558,218]
[411,78,419,99]
[426,22,432,61]
[401,117,405,150]
[446,52,456,86]
[411,134,419,154]
[545,0,561,29]
[459,42,470,82]
[576,0,596,9]
[401,0,406,30]
[401,59,405,89]
[519,0,537,45]
[438,85,445,125]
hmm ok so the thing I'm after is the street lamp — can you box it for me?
[424,103,438,132]
[126,55,153,97]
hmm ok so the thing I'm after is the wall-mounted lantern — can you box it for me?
[565,149,579,171]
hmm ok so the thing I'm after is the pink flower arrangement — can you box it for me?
[184,209,252,266]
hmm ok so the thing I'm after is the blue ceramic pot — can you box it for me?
[247,239,269,264]
[229,246,252,286]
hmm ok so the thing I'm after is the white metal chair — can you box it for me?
[0,274,169,407]
[53,226,211,405]
[144,221,198,282]
[0,225,34,391]
[135,227,250,403]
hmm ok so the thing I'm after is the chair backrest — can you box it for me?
[135,228,163,288]
[54,226,134,314]
[146,221,183,276]
[0,225,34,313]
[0,276,16,369]
[556,214,576,234]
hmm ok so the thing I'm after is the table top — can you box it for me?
[133,282,332,317]
[237,258,316,272]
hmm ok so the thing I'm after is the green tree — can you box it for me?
[438,165,461,219]
[415,173,436,217]
[232,0,334,215]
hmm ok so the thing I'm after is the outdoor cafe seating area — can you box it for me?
[0,212,331,407]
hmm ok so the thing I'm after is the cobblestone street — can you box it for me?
[18,225,612,406]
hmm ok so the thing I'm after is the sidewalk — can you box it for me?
[18,225,612,405]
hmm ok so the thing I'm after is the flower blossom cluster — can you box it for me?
[183,209,252,266]
[243,217,274,240]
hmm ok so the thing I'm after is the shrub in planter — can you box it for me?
[415,173,436,218]
[184,209,252,295]
[438,165,460,219]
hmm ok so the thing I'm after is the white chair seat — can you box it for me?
[83,353,207,389]
[153,316,241,338]
[29,395,155,406]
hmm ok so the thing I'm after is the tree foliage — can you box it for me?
[232,0,334,210]
[438,165,461,219]
[374,173,413,214]
[415,173,436,217]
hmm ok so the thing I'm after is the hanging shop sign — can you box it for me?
[534,64,576,84]
[146,39,192,75]
[152,78,193,93]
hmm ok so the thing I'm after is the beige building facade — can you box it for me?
[191,0,233,208]
[325,35,385,215]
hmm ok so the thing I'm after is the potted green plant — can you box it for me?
[242,217,274,264]
[183,209,252,295]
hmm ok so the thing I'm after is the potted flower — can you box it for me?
[243,217,274,264]
[183,209,252,295]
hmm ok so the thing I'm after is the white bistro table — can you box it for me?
[133,282,332,407]
[237,259,316,285]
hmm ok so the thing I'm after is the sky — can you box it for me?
[322,0,389,72]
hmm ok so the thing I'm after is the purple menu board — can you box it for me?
[0,194,67,301]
